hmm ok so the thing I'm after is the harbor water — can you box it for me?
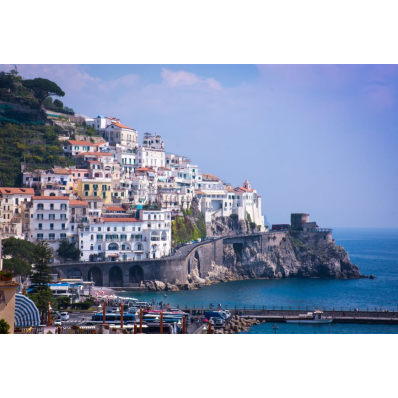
[119,228,398,333]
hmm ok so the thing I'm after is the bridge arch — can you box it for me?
[67,267,82,279]
[109,265,123,287]
[129,265,144,284]
[88,266,103,286]
[194,250,201,277]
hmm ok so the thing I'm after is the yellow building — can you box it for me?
[76,178,113,204]
[0,280,19,334]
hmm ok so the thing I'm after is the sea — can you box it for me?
[118,228,398,334]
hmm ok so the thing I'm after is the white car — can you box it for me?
[60,312,70,321]
[54,320,62,326]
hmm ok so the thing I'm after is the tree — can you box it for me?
[0,319,10,334]
[3,258,31,278]
[23,78,65,119]
[56,296,71,309]
[53,99,63,108]
[29,288,54,321]
[3,237,37,264]
[30,241,53,292]
[0,71,15,90]
[57,240,81,262]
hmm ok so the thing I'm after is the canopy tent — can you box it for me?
[14,294,41,327]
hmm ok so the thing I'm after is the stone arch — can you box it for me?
[129,265,144,284]
[233,243,243,262]
[109,266,123,287]
[108,242,119,250]
[67,266,82,279]
[121,242,131,251]
[88,266,103,286]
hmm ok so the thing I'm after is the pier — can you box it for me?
[178,306,398,325]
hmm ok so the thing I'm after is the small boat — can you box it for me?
[285,310,333,324]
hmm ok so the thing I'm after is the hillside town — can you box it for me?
[0,114,266,264]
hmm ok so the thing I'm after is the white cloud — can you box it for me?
[161,68,222,90]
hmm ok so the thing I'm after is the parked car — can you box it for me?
[54,320,62,326]
[60,312,69,321]
[209,317,225,327]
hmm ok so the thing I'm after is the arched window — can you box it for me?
[37,203,43,210]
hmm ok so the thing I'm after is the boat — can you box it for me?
[285,310,333,324]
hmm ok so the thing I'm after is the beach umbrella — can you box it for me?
[14,294,40,328]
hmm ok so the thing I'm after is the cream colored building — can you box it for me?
[0,188,35,239]
[0,281,19,334]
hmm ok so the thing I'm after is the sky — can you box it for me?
[2,64,398,228]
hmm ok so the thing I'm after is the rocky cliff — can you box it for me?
[211,231,361,281]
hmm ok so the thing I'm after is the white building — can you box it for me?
[64,140,98,157]
[78,210,171,262]
[86,116,138,148]
[29,196,72,251]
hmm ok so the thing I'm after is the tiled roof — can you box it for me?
[104,206,125,212]
[32,196,69,200]
[69,200,89,206]
[102,218,140,223]
[112,122,135,130]
[195,190,206,195]
[75,152,112,157]
[201,173,220,181]
[52,169,70,175]
[0,188,35,195]
[93,142,107,146]
[236,186,254,192]
[136,167,154,172]
[67,140,95,146]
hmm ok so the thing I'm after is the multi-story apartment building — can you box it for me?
[76,178,113,204]
[78,209,171,262]
[0,188,34,239]
[29,196,71,251]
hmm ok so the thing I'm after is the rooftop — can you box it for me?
[201,173,220,181]
[75,152,112,157]
[32,196,69,200]
[67,140,96,146]
[0,187,35,195]
[102,218,140,223]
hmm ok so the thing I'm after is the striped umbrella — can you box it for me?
[14,294,41,327]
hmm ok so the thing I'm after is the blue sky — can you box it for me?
[2,64,398,227]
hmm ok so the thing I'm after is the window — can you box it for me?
[62,223,66,230]
[60,214,66,220]
[50,223,54,230]
[60,233,66,239]
[61,204,67,210]
[49,233,55,240]
[98,245,101,250]
[37,233,43,240]
[37,214,43,220]
[37,203,44,210]
[91,235,94,240]
[50,204,54,210]
[49,214,55,220]
[97,234,103,241]
[38,223,42,230]
[84,184,90,191]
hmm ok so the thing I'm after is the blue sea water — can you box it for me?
[119,228,398,333]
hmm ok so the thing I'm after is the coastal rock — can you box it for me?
[204,228,361,283]
[166,283,179,291]
[145,280,166,291]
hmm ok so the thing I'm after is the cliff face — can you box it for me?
[205,230,361,282]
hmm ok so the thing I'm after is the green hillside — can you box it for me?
[0,123,74,187]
